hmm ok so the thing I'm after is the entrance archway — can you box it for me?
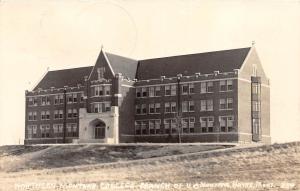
[89,119,106,139]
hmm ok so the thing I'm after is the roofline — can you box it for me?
[138,47,251,62]
[32,68,49,91]
[239,46,254,72]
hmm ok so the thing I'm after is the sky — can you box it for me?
[0,0,300,145]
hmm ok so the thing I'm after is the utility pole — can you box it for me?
[177,74,182,143]
[63,88,67,143]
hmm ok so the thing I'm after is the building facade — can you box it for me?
[24,46,270,144]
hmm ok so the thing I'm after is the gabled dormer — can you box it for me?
[88,49,115,82]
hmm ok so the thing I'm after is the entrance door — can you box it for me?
[93,120,105,139]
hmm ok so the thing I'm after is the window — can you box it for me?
[149,86,160,97]
[182,101,188,112]
[155,120,161,134]
[41,96,50,105]
[41,111,46,120]
[165,85,176,96]
[252,101,260,112]
[171,102,177,113]
[220,99,226,110]
[155,103,161,113]
[252,64,257,77]
[93,102,111,113]
[135,121,141,135]
[67,123,77,137]
[104,86,110,95]
[220,80,233,92]
[164,119,171,134]
[54,95,59,105]
[54,94,64,104]
[40,124,50,138]
[149,103,160,114]
[80,93,84,102]
[252,83,260,95]
[219,116,235,132]
[53,124,63,137]
[165,102,171,113]
[200,117,214,133]
[155,86,161,96]
[189,101,195,112]
[136,105,141,115]
[182,101,194,112]
[67,109,73,118]
[200,81,213,93]
[73,93,77,103]
[54,110,63,119]
[149,87,155,97]
[149,120,160,134]
[28,112,36,121]
[182,118,189,133]
[28,97,37,106]
[149,120,155,134]
[189,117,195,133]
[105,102,111,112]
[136,88,141,98]
[141,104,147,114]
[219,98,233,110]
[142,87,147,97]
[46,111,50,120]
[182,84,189,95]
[189,84,195,94]
[149,103,155,114]
[141,121,148,134]
[165,85,171,96]
[27,125,37,138]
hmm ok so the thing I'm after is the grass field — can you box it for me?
[0,142,299,191]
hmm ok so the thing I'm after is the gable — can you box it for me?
[136,47,251,80]
[88,50,115,81]
[239,47,269,84]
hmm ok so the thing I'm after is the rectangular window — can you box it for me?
[142,87,147,97]
[182,118,189,133]
[149,87,155,97]
[73,93,77,103]
[200,100,206,111]
[67,94,73,103]
[165,102,171,113]
[155,103,161,113]
[59,94,64,104]
[165,85,171,96]
[200,117,207,132]
[189,84,194,94]
[28,97,37,106]
[46,111,50,120]
[73,109,78,118]
[220,80,233,92]
[80,93,84,102]
[182,84,189,95]
[41,111,46,120]
[59,110,63,119]
[67,109,73,118]
[136,105,141,115]
[104,86,111,95]
[53,124,63,137]
[227,98,233,109]
[182,101,188,112]
[207,100,213,111]
[27,125,33,138]
[220,99,226,110]
[200,81,213,93]
[164,119,171,134]
[141,121,148,134]
[171,102,177,113]
[54,95,59,105]
[149,103,155,114]
[135,121,141,135]
[41,96,46,105]
[105,102,111,112]
[155,120,161,134]
[141,104,147,114]
[155,86,161,96]
[136,88,141,98]
[149,120,155,134]
[189,101,195,112]
[171,85,176,95]
[40,124,50,138]
[190,117,195,133]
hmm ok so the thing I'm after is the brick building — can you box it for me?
[24,46,270,144]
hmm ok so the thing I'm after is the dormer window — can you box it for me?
[97,67,105,80]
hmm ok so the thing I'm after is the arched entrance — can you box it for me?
[89,119,106,139]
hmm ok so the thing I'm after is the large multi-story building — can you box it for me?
[24,45,270,144]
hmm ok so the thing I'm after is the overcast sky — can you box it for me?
[0,0,300,145]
